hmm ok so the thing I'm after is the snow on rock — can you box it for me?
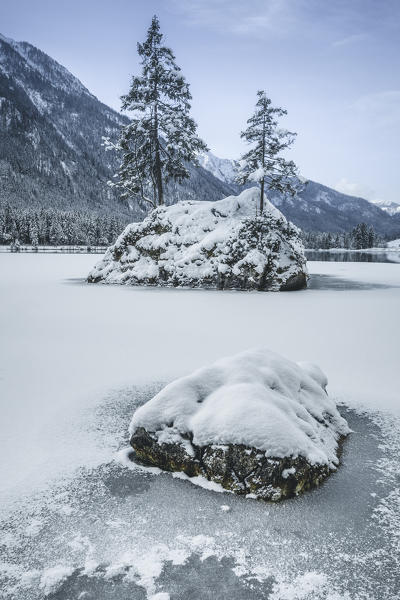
[129,348,350,501]
[88,188,307,291]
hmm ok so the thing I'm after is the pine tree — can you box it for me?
[29,218,39,248]
[352,223,369,249]
[107,15,207,209]
[367,225,375,248]
[85,216,97,246]
[49,218,66,245]
[237,90,302,214]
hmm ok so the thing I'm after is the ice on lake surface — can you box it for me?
[1,387,400,600]
[1,254,400,599]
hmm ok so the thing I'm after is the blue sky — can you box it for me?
[1,0,399,203]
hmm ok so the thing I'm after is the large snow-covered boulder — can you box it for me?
[87,188,307,291]
[129,349,350,501]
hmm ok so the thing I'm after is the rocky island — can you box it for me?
[87,188,307,291]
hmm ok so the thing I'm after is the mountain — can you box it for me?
[0,34,236,221]
[199,151,400,236]
[1,33,399,238]
[369,199,400,217]
[268,181,399,236]
[197,151,238,184]
[0,33,132,216]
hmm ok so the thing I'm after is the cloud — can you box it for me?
[171,0,299,36]
[332,32,369,47]
[170,0,397,40]
[334,178,376,200]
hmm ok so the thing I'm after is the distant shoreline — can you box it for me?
[0,245,108,254]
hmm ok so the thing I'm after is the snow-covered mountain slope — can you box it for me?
[0,34,236,219]
[370,199,400,216]
[197,151,238,184]
[0,33,93,98]
[268,181,399,235]
[0,33,130,216]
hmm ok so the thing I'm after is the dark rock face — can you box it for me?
[130,427,343,501]
[279,272,308,291]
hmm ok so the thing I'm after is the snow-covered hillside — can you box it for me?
[0,32,129,215]
[371,198,400,216]
[197,150,238,184]
[88,188,307,291]
[0,33,94,99]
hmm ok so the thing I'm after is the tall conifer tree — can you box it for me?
[108,15,207,208]
[237,90,301,213]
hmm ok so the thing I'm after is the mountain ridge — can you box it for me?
[199,151,400,235]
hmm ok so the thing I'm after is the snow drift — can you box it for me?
[87,188,307,291]
[129,348,350,501]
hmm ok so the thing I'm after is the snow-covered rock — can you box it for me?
[129,348,350,501]
[88,188,307,291]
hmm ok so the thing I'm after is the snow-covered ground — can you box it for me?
[1,254,400,599]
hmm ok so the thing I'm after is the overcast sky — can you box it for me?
[1,0,399,203]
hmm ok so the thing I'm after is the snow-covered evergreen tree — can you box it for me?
[107,15,207,208]
[367,225,375,248]
[237,90,302,213]
[352,223,370,249]
[49,218,66,245]
[29,219,39,248]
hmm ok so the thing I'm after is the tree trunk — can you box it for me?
[155,146,163,206]
[260,114,266,214]
[260,179,264,214]
[154,104,164,206]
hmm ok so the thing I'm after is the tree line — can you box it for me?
[0,204,127,246]
[302,223,385,250]
[1,202,384,250]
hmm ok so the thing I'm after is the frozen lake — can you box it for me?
[1,254,400,599]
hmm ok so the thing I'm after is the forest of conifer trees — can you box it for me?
[0,201,385,250]
[0,203,127,247]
